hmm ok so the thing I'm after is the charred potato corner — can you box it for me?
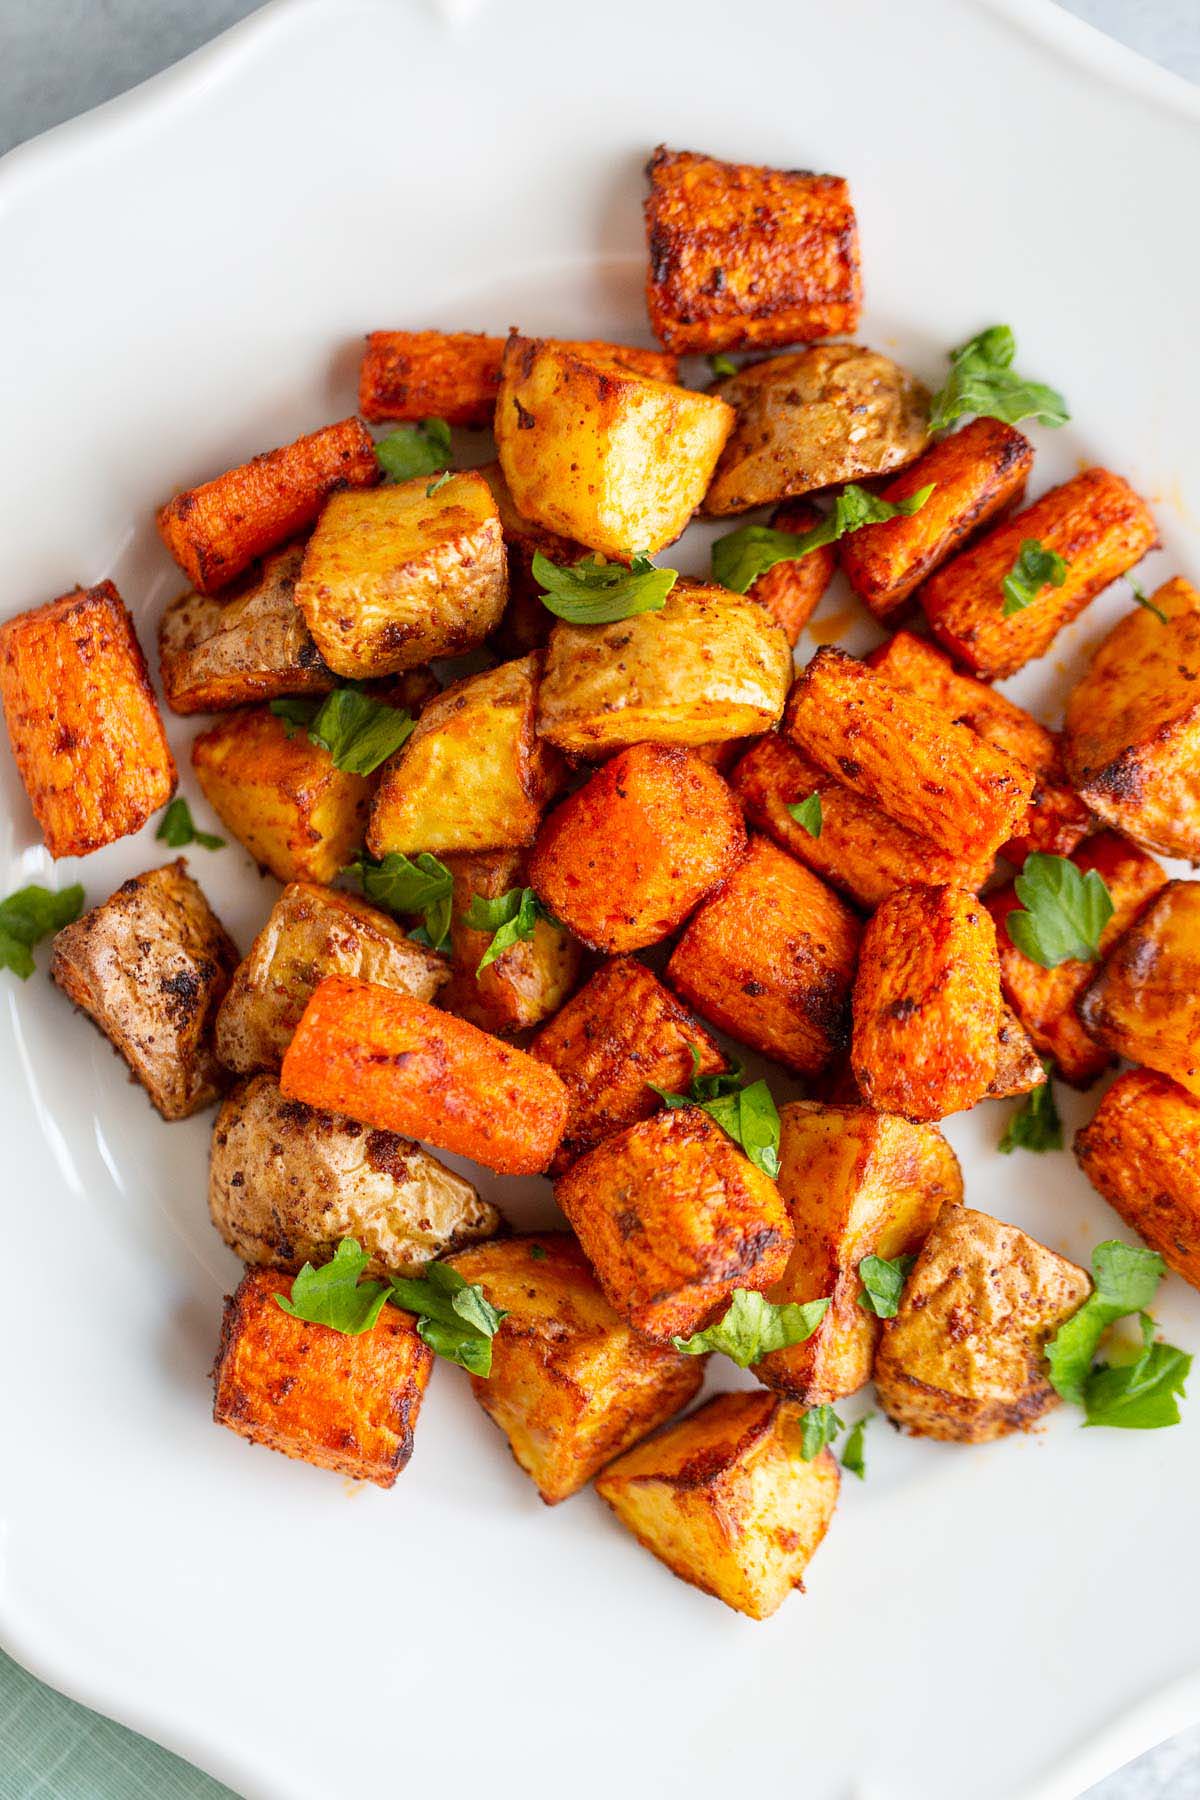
[6,137,1197,1627]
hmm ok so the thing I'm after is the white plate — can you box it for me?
[2,3,1199,1796]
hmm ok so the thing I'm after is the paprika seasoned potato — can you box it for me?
[494,334,734,558]
[595,1390,840,1620]
[756,1102,961,1404]
[209,1073,499,1274]
[744,501,837,644]
[449,1234,705,1503]
[666,835,861,1076]
[477,460,588,656]
[530,957,728,1172]
[840,418,1033,621]
[439,848,580,1036]
[920,467,1158,680]
[0,581,176,859]
[157,417,378,595]
[294,470,506,679]
[1078,881,1200,1096]
[554,1107,793,1342]
[51,860,238,1121]
[367,654,565,858]
[874,1204,1090,1442]
[784,646,1034,863]
[192,706,372,885]
[851,885,1002,1121]
[1063,576,1200,859]
[214,881,447,1074]
[1075,1070,1200,1291]
[280,975,569,1175]
[703,344,931,516]
[989,1006,1046,1099]
[212,1266,433,1486]
[529,744,746,952]
[536,583,791,757]
[643,146,862,353]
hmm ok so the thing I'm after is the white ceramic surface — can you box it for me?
[1,3,1199,1797]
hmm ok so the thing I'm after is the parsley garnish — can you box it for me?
[857,1254,915,1319]
[529,1244,548,1262]
[156,797,224,851]
[711,482,935,594]
[344,850,453,952]
[275,1238,392,1335]
[425,468,452,498]
[708,353,737,377]
[1129,575,1168,624]
[841,1412,872,1479]
[929,325,1069,432]
[1082,1316,1191,1430]
[1046,1241,1167,1405]
[463,886,556,974]
[799,1403,844,1460]
[0,882,84,979]
[1001,538,1069,617]
[671,1289,830,1367]
[269,688,414,775]
[390,1261,507,1375]
[787,792,823,838]
[649,1047,781,1178]
[1004,851,1114,969]
[375,418,452,483]
[532,551,678,624]
[999,1061,1062,1153]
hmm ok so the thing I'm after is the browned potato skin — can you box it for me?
[477,460,589,656]
[209,1074,499,1275]
[757,1102,960,1404]
[529,744,747,953]
[988,1006,1046,1099]
[987,831,1167,1087]
[730,736,995,910]
[643,147,862,354]
[920,468,1159,680]
[215,880,447,1074]
[784,647,1034,863]
[439,849,581,1036]
[840,418,1033,621]
[703,345,931,516]
[536,583,792,757]
[744,501,837,645]
[874,1204,1090,1442]
[51,860,238,1121]
[1075,1069,1200,1291]
[852,885,1002,1121]
[666,836,861,1077]
[530,957,728,1173]
[1063,577,1200,859]
[1078,881,1200,1096]
[449,1234,705,1504]
[554,1107,794,1343]
[595,1389,840,1620]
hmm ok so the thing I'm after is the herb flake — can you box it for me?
[929,325,1069,432]
[375,418,452,483]
[671,1289,830,1368]
[345,850,454,952]
[999,1062,1063,1154]
[711,483,935,594]
[532,551,678,624]
[0,882,85,979]
[156,797,225,851]
[1005,851,1114,969]
[463,885,555,974]
[857,1254,915,1319]
[1001,538,1069,617]
[787,792,823,838]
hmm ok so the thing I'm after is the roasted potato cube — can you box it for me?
[744,501,837,645]
[528,744,746,952]
[919,467,1159,680]
[212,1266,433,1485]
[157,418,378,595]
[839,418,1033,621]
[704,345,931,516]
[214,880,446,1074]
[0,581,176,859]
[209,1073,499,1274]
[1063,576,1200,859]
[158,543,335,714]
[367,654,564,858]
[784,646,1034,863]
[531,957,728,1172]
[536,583,791,757]
[666,836,860,1076]
[987,831,1167,1086]
[1077,881,1200,1095]
[192,706,371,884]
[873,1203,1090,1442]
[439,848,581,1035]
[756,1102,960,1403]
[477,460,589,656]
[51,860,238,1120]
[494,334,733,558]
[730,736,994,909]
[595,1390,839,1619]
[553,1107,793,1342]
[449,1234,704,1503]
[988,1006,1046,1099]
[294,470,506,679]
[1075,1069,1200,1290]
[643,147,861,354]
[852,885,1002,1121]
[281,974,568,1175]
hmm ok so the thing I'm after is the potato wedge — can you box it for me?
[1077,881,1200,1095]
[744,500,837,645]
[1075,1069,1200,1290]
[439,848,580,1035]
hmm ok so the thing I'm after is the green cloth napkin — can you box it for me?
[0,1650,237,1799]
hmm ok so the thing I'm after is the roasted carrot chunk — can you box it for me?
[1078,881,1200,1096]
[744,501,837,645]
[1075,1070,1200,1291]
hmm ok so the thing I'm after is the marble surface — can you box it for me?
[1,2,1197,1796]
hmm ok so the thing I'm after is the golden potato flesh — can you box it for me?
[756,1102,961,1405]
[494,334,734,558]
[874,1203,1090,1442]
[209,1073,500,1275]
[1075,1069,1200,1292]
[449,1234,705,1503]
[1078,880,1200,1096]
[595,1390,840,1620]
[536,583,791,757]
[294,471,506,678]
[439,849,580,1036]
[703,344,931,516]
